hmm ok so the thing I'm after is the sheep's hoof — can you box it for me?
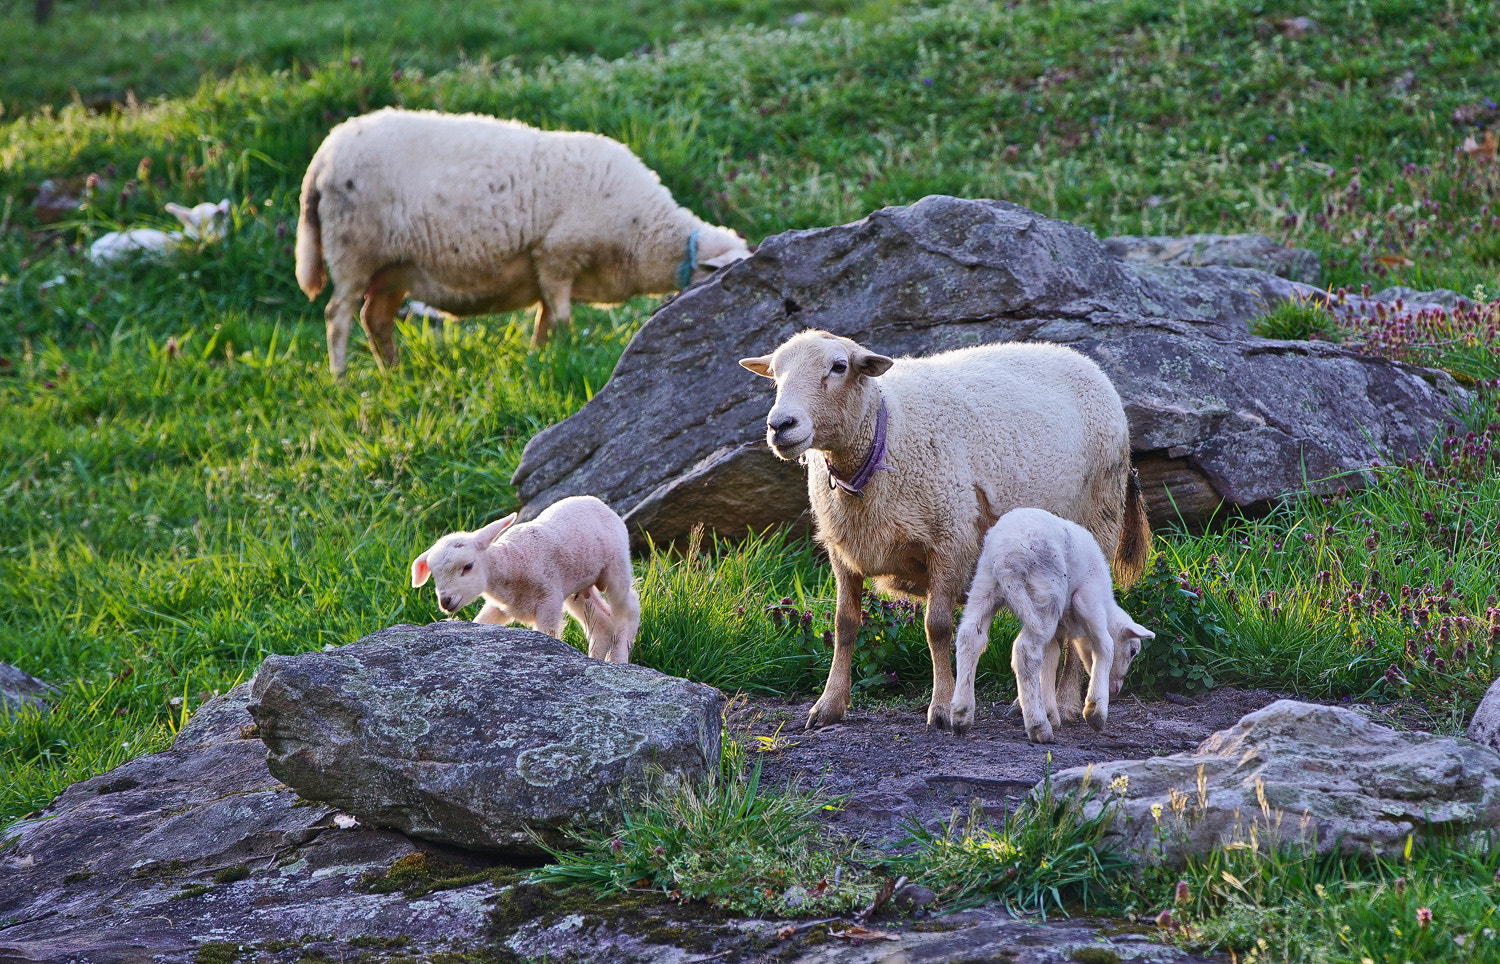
[805,698,847,730]
[926,705,953,731]
[1026,722,1055,744]
[952,720,971,738]
[1083,701,1107,733]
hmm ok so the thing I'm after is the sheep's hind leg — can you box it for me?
[1055,627,1088,723]
[567,588,617,661]
[808,561,863,730]
[1012,627,1056,744]
[532,270,574,347]
[602,570,641,664]
[923,580,961,732]
[324,289,362,378]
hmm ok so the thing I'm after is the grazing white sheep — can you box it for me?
[740,330,1149,731]
[296,107,752,377]
[952,508,1154,743]
[87,199,230,265]
[410,496,640,663]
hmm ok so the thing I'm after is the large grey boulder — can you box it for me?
[512,197,1466,542]
[0,661,53,716]
[1102,232,1320,284]
[249,622,724,855]
[0,682,505,963]
[1467,676,1500,752]
[1051,700,1500,867]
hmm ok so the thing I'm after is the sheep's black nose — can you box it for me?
[769,415,800,434]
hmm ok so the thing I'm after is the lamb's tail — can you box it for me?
[294,160,327,299]
[1112,467,1151,590]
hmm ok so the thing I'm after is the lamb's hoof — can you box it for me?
[1027,722,1055,744]
[1083,701,1107,733]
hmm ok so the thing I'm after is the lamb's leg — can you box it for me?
[532,599,568,641]
[360,271,405,370]
[601,567,641,664]
[532,270,574,347]
[924,579,961,731]
[807,561,863,730]
[324,288,361,379]
[1012,627,1056,744]
[565,591,611,659]
[1078,604,1117,732]
[951,567,1001,736]
[1040,639,1063,730]
[474,600,509,624]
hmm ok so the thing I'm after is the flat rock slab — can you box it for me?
[1102,232,1320,283]
[744,687,1291,843]
[0,682,507,964]
[1051,699,1500,866]
[249,623,724,855]
[513,196,1466,541]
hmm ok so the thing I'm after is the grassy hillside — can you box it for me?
[2,0,1500,956]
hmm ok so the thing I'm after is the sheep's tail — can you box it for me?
[1112,466,1151,590]
[295,160,326,299]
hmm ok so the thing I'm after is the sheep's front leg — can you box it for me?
[531,598,568,641]
[360,272,406,370]
[924,581,960,731]
[807,561,863,730]
[532,270,574,347]
[1078,606,1116,732]
[1055,626,1087,723]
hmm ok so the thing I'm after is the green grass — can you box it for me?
[0,0,894,117]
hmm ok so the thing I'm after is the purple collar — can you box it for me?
[828,397,892,496]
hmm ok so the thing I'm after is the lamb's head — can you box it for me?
[410,514,516,615]
[164,199,231,242]
[687,223,752,284]
[1106,609,1155,697]
[739,330,893,461]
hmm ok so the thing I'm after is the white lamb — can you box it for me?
[410,496,641,663]
[740,330,1149,731]
[87,199,230,265]
[953,508,1154,743]
[295,107,752,377]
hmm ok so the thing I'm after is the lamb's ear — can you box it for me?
[164,202,192,225]
[853,349,894,378]
[1124,621,1155,642]
[215,198,231,214]
[473,513,517,549]
[411,553,432,588]
[739,355,775,378]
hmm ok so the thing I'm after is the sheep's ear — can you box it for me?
[699,250,743,270]
[853,349,894,378]
[473,513,517,549]
[739,355,774,378]
[1124,621,1154,642]
[411,553,432,588]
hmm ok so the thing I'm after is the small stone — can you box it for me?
[781,884,808,908]
[0,661,54,716]
[891,883,937,909]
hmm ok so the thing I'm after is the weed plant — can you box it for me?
[529,734,880,917]
[891,773,1131,917]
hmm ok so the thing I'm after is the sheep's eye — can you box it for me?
[461,563,473,574]
[830,360,848,375]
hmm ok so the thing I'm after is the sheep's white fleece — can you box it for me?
[296,107,750,376]
[410,496,640,663]
[953,507,1154,743]
[741,330,1149,730]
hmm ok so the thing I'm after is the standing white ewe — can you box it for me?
[952,507,1154,743]
[296,107,751,376]
[740,330,1149,731]
[410,496,641,663]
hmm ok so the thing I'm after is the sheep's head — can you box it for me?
[739,330,893,461]
[1106,612,1155,697]
[410,514,515,615]
[688,224,752,284]
[164,198,231,242]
